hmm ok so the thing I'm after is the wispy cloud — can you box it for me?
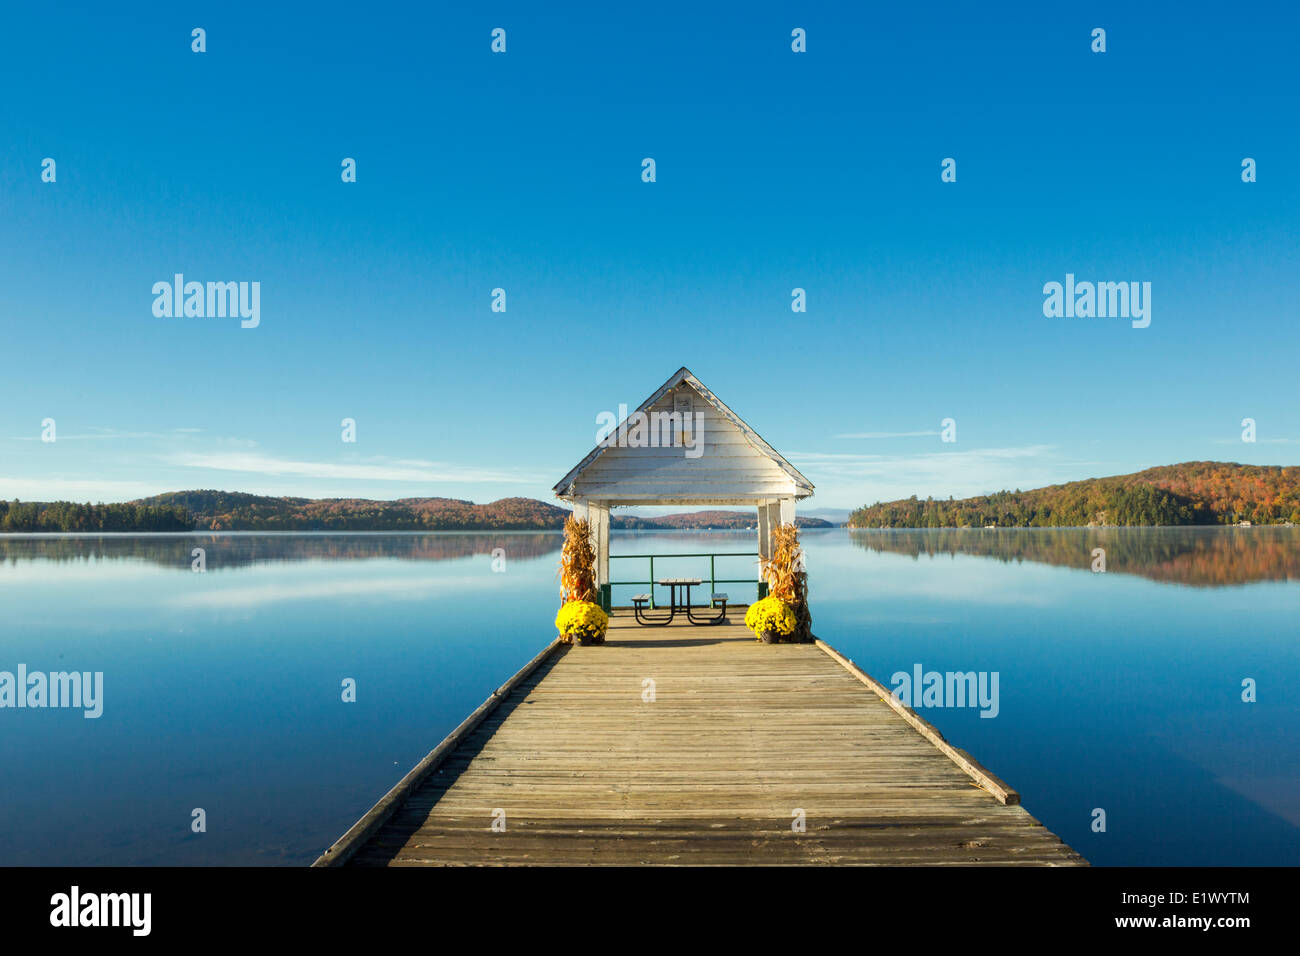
[789,445,1102,504]
[160,451,547,484]
[9,428,180,442]
[1210,438,1300,445]
[833,430,941,439]
[8,425,211,441]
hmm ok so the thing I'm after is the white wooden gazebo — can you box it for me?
[553,367,814,607]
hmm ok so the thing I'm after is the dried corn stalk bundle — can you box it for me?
[559,515,597,604]
[762,522,812,642]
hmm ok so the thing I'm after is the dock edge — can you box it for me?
[814,638,1021,805]
[311,636,564,867]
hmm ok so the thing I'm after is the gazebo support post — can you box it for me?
[569,499,609,609]
[589,502,610,610]
[778,496,795,526]
[755,498,795,601]
[756,500,775,600]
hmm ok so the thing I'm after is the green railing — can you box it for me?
[603,552,768,611]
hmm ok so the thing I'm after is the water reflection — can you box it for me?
[0,532,563,570]
[849,526,1300,588]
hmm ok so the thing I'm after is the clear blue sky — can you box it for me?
[2,2,1297,509]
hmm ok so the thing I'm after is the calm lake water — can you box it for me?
[1,527,1297,866]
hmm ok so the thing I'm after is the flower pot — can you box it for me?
[575,631,606,646]
[759,629,781,644]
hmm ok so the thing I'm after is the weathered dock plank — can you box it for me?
[318,609,1085,866]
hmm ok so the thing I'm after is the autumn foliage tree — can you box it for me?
[848,463,1300,528]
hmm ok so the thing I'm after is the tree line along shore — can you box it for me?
[847,462,1300,528]
[4,463,1295,532]
[0,492,832,533]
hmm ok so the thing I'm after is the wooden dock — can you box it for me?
[315,609,1085,866]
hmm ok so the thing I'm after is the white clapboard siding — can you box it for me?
[554,367,813,504]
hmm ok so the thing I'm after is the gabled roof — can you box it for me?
[553,367,814,501]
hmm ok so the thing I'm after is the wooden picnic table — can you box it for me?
[658,577,701,615]
[631,578,726,625]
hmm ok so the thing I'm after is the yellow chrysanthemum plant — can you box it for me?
[555,600,609,646]
[744,596,797,644]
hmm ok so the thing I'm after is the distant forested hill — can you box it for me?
[0,491,831,532]
[8,464,1295,532]
[138,491,573,531]
[848,462,1300,528]
[621,510,832,530]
